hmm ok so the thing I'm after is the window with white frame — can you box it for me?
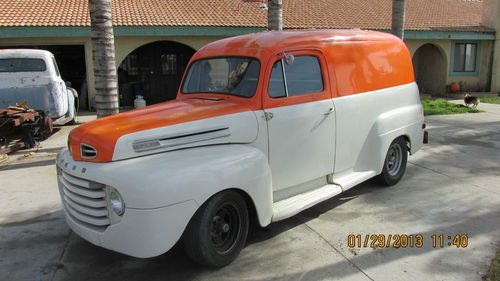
[268,55,324,98]
[453,43,477,72]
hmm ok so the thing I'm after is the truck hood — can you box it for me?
[69,98,258,162]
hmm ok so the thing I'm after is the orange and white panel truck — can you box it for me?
[56,30,427,267]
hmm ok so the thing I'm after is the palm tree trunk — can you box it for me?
[268,0,283,31]
[391,0,406,39]
[89,0,119,118]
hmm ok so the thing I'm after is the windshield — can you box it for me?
[182,57,260,98]
[0,58,47,72]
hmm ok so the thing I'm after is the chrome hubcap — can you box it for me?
[386,143,403,176]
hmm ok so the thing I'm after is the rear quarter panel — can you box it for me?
[327,37,423,175]
[332,83,423,174]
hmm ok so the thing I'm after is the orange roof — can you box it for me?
[0,0,493,33]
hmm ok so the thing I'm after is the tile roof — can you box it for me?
[0,0,493,33]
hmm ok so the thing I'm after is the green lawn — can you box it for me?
[421,99,483,116]
[481,96,500,104]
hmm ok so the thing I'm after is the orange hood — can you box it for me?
[69,98,253,162]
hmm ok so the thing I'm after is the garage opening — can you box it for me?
[0,45,88,110]
[118,41,196,108]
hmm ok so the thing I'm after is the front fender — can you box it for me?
[58,144,273,227]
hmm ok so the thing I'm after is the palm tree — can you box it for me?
[268,0,283,31]
[391,0,406,39]
[89,0,119,117]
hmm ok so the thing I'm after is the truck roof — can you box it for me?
[184,29,414,98]
[193,29,401,59]
[0,49,54,59]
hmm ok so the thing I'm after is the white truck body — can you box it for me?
[56,30,426,264]
[0,49,77,124]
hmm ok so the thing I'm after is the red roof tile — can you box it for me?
[0,0,493,33]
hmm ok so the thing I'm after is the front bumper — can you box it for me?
[56,149,198,258]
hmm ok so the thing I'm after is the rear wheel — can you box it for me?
[183,190,249,268]
[376,137,408,186]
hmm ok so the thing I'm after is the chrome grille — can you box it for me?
[58,171,110,229]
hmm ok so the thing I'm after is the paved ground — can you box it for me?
[0,104,499,281]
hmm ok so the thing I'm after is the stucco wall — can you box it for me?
[483,0,500,30]
[406,39,493,94]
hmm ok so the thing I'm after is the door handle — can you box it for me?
[324,108,334,116]
[264,112,274,121]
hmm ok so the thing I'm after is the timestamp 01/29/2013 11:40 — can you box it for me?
[347,234,469,249]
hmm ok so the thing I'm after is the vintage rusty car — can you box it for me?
[56,30,425,267]
[0,49,77,125]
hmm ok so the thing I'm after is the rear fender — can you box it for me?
[374,104,424,173]
[353,104,424,174]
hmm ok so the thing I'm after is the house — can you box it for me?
[0,0,498,110]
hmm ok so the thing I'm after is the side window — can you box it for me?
[268,55,324,98]
[268,60,286,98]
[284,56,323,97]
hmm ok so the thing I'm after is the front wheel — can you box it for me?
[376,137,408,186]
[183,190,249,268]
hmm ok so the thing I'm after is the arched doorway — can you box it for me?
[118,41,196,107]
[412,44,447,96]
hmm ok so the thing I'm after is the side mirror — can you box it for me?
[285,53,295,65]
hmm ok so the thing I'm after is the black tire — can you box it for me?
[183,191,249,268]
[376,137,408,186]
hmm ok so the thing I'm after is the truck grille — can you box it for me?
[58,171,110,229]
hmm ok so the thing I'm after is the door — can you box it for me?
[264,51,335,191]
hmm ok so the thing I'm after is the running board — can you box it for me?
[331,171,377,191]
[272,184,343,222]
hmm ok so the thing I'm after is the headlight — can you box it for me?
[109,191,125,216]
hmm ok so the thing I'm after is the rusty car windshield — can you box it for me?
[0,58,47,72]
[182,57,260,98]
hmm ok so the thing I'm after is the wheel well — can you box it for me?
[180,188,260,244]
[229,188,260,229]
[194,188,259,228]
[401,135,411,152]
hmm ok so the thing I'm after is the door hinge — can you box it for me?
[264,112,274,121]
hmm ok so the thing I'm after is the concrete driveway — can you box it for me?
[0,105,499,281]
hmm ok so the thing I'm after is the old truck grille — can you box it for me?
[58,171,110,229]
